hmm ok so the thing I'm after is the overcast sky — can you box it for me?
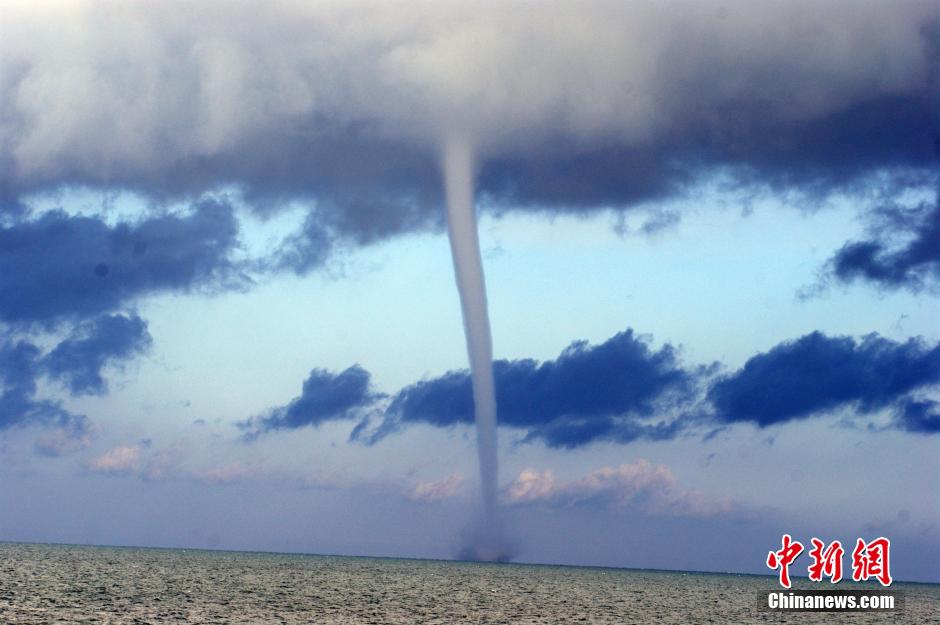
[1,0,938,582]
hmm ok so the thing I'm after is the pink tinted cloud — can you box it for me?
[504,460,733,518]
[86,445,142,476]
[405,473,464,503]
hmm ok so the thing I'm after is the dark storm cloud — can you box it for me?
[523,416,692,450]
[479,93,940,215]
[895,399,940,433]
[260,328,940,447]
[240,365,378,439]
[830,191,940,291]
[370,330,697,448]
[0,313,150,435]
[43,314,152,396]
[0,199,241,324]
[1,2,937,246]
[261,213,334,276]
[237,138,444,247]
[0,339,89,435]
[707,332,940,427]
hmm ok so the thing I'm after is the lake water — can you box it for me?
[1,542,936,623]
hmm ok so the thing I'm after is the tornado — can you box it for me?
[441,135,499,532]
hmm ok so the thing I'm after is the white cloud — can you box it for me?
[2,0,935,185]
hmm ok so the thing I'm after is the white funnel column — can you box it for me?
[442,136,499,523]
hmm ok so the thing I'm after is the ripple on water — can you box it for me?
[0,543,936,624]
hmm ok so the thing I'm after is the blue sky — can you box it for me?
[1,0,938,582]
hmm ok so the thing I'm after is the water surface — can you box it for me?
[1,543,935,624]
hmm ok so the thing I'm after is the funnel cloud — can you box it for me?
[441,135,503,556]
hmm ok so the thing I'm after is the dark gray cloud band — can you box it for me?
[0,200,241,324]
[44,314,153,396]
[0,341,80,432]
[239,365,378,440]
[896,399,940,433]
[2,1,937,250]
[0,313,150,437]
[252,327,940,447]
[830,190,940,291]
[376,330,697,448]
[708,331,940,427]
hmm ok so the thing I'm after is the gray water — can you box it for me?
[1,543,936,624]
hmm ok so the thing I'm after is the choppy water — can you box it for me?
[0,542,936,624]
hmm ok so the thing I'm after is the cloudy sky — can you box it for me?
[1,0,938,582]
